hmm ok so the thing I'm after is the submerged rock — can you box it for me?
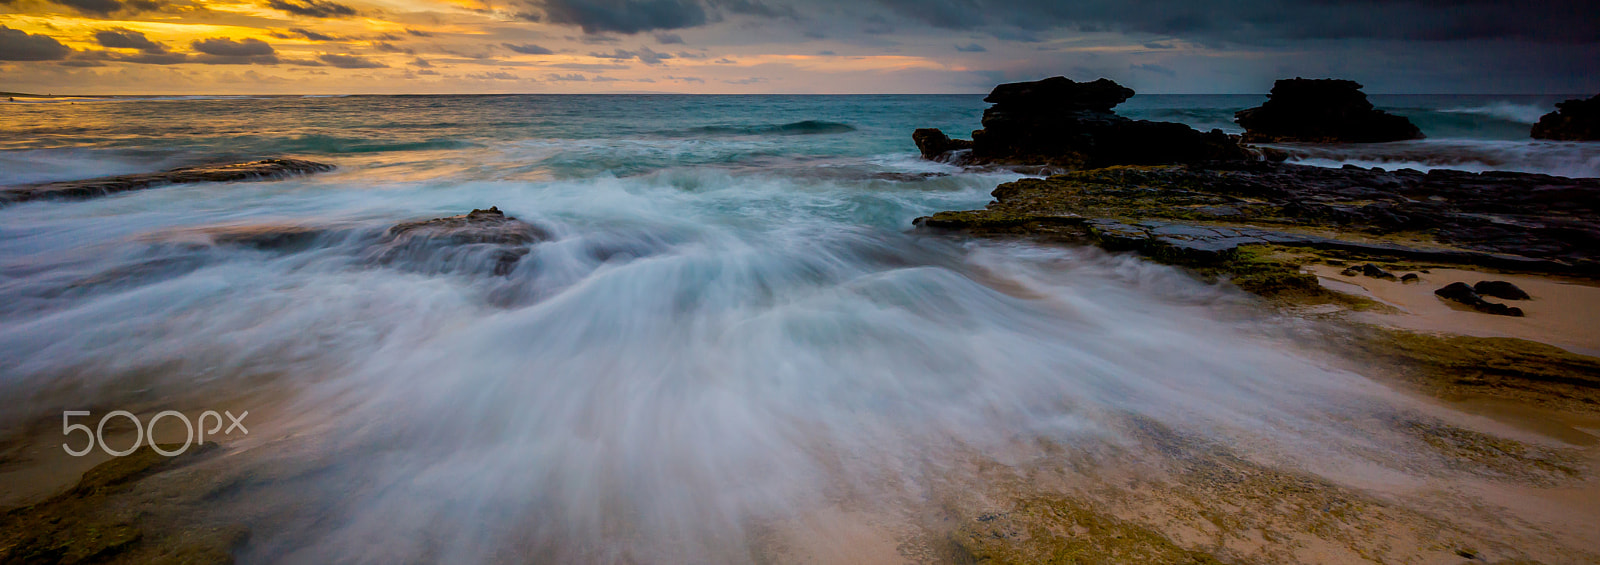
[1235,78,1423,143]
[1531,94,1600,141]
[0,158,335,205]
[1474,280,1531,300]
[377,207,549,276]
[913,76,1253,167]
[1435,282,1525,316]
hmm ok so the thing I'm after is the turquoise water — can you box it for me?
[0,94,1593,561]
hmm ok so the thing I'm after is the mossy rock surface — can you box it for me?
[0,443,246,565]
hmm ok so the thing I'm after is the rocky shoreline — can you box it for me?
[911,77,1600,293]
[908,76,1600,430]
[0,159,335,205]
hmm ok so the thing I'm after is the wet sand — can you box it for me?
[1312,265,1600,355]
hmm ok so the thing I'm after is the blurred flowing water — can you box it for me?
[0,94,1593,562]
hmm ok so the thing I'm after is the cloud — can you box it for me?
[191,37,278,64]
[1142,41,1174,49]
[954,42,985,52]
[373,42,412,54]
[1129,63,1175,77]
[654,32,684,44]
[534,0,708,34]
[861,14,893,34]
[866,0,1599,45]
[504,43,555,55]
[318,53,387,68]
[192,37,275,57]
[95,28,167,53]
[468,71,520,80]
[663,74,704,83]
[115,51,189,64]
[589,46,673,64]
[34,0,156,16]
[278,28,339,42]
[722,76,765,84]
[405,29,434,37]
[544,72,587,80]
[708,0,791,18]
[0,26,70,61]
[265,0,357,18]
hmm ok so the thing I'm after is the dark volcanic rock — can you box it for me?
[1235,79,1423,143]
[913,162,1600,274]
[1531,94,1600,141]
[0,158,335,205]
[377,207,549,276]
[912,128,973,160]
[1435,282,1525,317]
[913,76,1253,167]
[1473,280,1531,300]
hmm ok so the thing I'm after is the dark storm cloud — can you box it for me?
[95,28,167,53]
[654,32,684,43]
[266,0,358,19]
[535,0,708,34]
[191,37,280,64]
[0,26,69,61]
[504,42,555,54]
[192,37,275,57]
[318,53,387,68]
[4,0,161,16]
[709,0,793,18]
[954,42,985,52]
[868,0,1599,44]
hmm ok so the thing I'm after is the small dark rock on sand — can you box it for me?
[1473,280,1531,300]
[1360,263,1397,280]
[1435,282,1525,317]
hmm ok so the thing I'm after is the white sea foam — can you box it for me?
[0,162,1438,562]
[1280,139,1600,178]
[1439,101,1552,124]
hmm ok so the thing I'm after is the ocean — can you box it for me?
[0,94,1595,561]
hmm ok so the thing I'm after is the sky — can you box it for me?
[0,0,1596,94]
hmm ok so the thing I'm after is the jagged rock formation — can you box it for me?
[0,159,335,205]
[914,77,1253,167]
[1531,94,1600,141]
[1234,78,1423,143]
[911,128,972,160]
